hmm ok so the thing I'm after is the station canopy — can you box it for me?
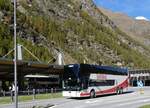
[0,58,64,80]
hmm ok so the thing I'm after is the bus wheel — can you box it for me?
[90,90,95,98]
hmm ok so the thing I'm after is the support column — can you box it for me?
[17,44,23,60]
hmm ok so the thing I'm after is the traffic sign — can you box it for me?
[137,80,143,87]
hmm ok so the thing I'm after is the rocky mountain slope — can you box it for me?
[0,0,150,68]
[99,7,150,47]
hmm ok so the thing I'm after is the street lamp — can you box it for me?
[13,0,18,108]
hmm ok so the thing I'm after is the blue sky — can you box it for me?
[93,0,150,20]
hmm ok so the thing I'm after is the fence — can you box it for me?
[0,88,62,97]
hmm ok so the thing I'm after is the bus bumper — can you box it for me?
[62,91,81,97]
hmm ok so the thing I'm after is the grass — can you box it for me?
[0,92,62,105]
[139,105,150,108]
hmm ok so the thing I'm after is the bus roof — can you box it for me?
[66,64,128,76]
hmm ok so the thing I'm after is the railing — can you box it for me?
[0,88,62,97]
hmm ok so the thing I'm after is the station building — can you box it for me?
[129,69,150,86]
[0,58,64,92]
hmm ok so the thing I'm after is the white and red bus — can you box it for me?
[62,64,129,98]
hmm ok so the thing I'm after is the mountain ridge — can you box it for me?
[99,6,150,47]
[0,0,150,68]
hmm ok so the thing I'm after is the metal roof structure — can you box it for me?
[0,58,64,80]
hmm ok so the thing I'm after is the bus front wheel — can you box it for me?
[90,90,95,98]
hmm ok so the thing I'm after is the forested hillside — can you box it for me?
[0,0,150,68]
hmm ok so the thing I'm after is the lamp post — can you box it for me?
[13,0,18,108]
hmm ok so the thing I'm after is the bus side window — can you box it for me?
[89,80,95,86]
[89,80,115,86]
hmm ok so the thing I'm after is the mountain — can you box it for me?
[0,0,150,68]
[99,7,150,47]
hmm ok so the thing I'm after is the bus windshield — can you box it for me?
[64,78,82,91]
[63,64,90,91]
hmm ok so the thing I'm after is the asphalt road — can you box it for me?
[1,87,150,108]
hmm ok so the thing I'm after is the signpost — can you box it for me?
[137,80,144,94]
[137,80,143,87]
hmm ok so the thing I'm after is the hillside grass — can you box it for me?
[0,21,53,62]
[61,10,150,67]
[0,0,12,11]
[0,1,54,62]
[0,0,150,68]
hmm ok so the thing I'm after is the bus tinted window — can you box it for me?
[89,80,115,86]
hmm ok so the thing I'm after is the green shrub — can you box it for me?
[0,0,12,11]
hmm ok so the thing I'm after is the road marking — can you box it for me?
[74,105,85,108]
[85,100,98,104]
[116,99,150,106]
[49,105,56,108]
[97,95,150,104]
[142,99,150,102]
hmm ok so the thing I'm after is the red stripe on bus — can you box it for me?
[80,77,129,96]
[80,92,90,96]
[96,78,129,95]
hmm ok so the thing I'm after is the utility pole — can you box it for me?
[13,0,18,108]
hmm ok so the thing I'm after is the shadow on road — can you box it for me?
[68,91,134,100]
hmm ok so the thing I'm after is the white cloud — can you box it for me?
[135,16,149,21]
